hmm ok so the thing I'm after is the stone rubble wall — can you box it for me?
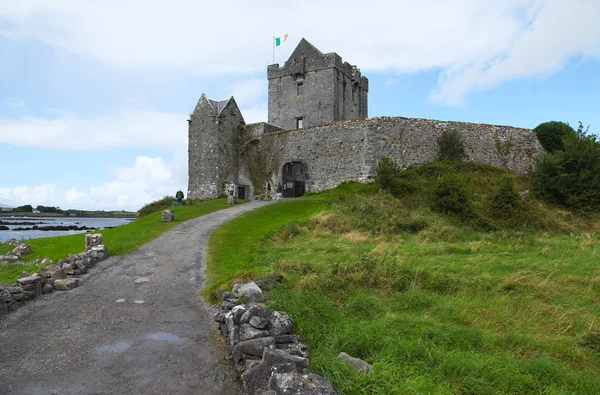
[262,116,544,195]
[0,234,109,317]
[213,276,340,395]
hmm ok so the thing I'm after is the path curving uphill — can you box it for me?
[0,200,274,394]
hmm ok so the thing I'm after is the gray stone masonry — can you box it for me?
[268,38,368,130]
[188,94,245,200]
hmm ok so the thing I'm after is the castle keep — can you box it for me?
[188,39,543,200]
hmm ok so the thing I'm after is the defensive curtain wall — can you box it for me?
[188,104,544,200]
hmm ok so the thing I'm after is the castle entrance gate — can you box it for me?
[282,161,306,198]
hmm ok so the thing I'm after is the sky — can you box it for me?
[0,0,599,211]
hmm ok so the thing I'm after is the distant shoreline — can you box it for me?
[0,212,136,219]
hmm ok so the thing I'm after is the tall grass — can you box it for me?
[205,173,600,393]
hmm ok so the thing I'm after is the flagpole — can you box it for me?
[272,37,275,64]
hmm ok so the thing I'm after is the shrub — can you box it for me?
[429,174,471,218]
[489,176,521,219]
[374,156,402,190]
[531,122,600,212]
[137,196,176,218]
[533,121,575,153]
[437,129,467,162]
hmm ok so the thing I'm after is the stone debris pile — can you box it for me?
[0,241,32,263]
[213,276,339,395]
[0,233,108,317]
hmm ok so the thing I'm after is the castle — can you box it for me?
[188,39,543,200]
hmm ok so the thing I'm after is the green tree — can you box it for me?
[12,204,33,212]
[437,129,467,162]
[531,122,600,212]
[533,121,575,153]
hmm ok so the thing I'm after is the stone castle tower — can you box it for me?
[267,38,368,130]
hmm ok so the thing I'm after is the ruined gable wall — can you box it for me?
[259,117,543,194]
[187,104,244,199]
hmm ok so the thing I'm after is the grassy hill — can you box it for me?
[205,162,600,394]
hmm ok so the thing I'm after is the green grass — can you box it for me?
[0,198,239,284]
[204,176,600,393]
[202,196,330,302]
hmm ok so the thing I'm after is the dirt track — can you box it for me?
[0,200,272,394]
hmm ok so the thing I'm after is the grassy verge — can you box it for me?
[202,197,330,302]
[205,177,600,393]
[0,198,239,284]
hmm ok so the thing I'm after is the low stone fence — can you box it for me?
[0,234,109,317]
[213,276,340,395]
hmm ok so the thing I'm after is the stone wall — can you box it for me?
[0,234,109,317]
[248,116,544,195]
[213,277,340,395]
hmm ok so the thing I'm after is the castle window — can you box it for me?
[296,117,303,129]
[297,82,304,96]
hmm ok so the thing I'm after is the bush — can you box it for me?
[489,176,521,219]
[531,122,600,212]
[374,156,402,190]
[137,196,176,218]
[429,174,472,218]
[437,129,467,162]
[533,121,575,153]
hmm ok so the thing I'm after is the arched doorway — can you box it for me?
[281,161,307,198]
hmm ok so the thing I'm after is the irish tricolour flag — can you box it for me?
[274,34,288,46]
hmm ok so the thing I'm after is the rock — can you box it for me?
[269,372,339,395]
[239,324,270,341]
[250,315,269,329]
[18,271,30,278]
[11,243,31,257]
[242,362,299,395]
[0,288,12,304]
[276,342,310,358]
[87,244,108,263]
[0,304,8,316]
[161,210,175,222]
[227,195,236,205]
[338,352,372,373]
[6,286,22,294]
[263,348,310,372]
[269,311,294,336]
[23,290,39,300]
[232,283,242,296]
[240,305,270,325]
[53,278,80,291]
[220,300,236,311]
[221,291,237,303]
[42,283,54,294]
[232,305,247,325]
[238,282,266,302]
[16,275,41,286]
[213,310,226,323]
[0,225,8,230]
[275,335,302,344]
[85,233,104,251]
[0,255,20,262]
[231,337,275,363]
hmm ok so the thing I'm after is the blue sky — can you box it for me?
[1,0,599,210]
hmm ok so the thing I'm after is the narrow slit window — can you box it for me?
[296,117,303,129]
[297,82,304,96]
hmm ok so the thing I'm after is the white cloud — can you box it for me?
[0,156,186,211]
[1,0,598,104]
[0,110,187,150]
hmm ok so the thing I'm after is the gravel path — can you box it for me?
[0,200,273,394]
